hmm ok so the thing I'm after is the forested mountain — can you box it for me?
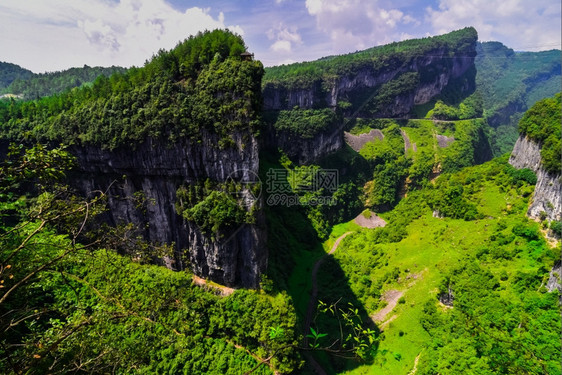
[0,30,298,374]
[0,27,560,375]
[475,42,561,155]
[263,27,477,114]
[1,65,127,100]
[0,61,33,91]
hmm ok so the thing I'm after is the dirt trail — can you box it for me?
[192,275,235,296]
[408,353,421,375]
[400,129,417,153]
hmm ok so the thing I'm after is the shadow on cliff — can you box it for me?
[261,151,378,374]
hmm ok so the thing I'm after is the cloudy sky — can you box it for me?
[1,0,560,73]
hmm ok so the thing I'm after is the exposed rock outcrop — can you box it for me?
[262,35,477,163]
[262,119,344,164]
[546,260,561,294]
[344,129,384,152]
[263,48,476,116]
[509,135,561,222]
[70,131,267,288]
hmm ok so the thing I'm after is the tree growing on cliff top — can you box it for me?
[517,93,561,174]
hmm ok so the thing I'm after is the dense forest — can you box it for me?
[0,62,33,90]
[1,65,127,100]
[0,30,263,149]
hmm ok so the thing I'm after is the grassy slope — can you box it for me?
[314,157,560,374]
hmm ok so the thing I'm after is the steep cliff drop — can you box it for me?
[509,135,561,222]
[71,131,267,288]
[262,27,478,164]
[0,31,269,289]
[508,94,561,226]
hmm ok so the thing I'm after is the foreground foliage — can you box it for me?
[0,146,301,374]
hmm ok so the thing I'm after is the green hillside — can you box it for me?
[263,27,477,90]
[1,27,560,375]
[475,42,561,155]
[324,156,560,374]
[1,65,127,100]
[0,61,33,90]
[265,148,561,373]
[0,30,263,149]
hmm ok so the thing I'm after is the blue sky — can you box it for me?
[0,0,560,72]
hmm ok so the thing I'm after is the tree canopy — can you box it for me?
[0,30,263,150]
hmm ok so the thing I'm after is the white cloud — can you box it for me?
[0,0,244,72]
[267,23,302,53]
[426,0,561,51]
[304,0,419,54]
[271,40,292,53]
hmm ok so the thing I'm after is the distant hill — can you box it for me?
[475,42,561,155]
[0,61,33,89]
[1,65,127,100]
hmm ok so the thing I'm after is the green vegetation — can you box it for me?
[356,72,420,116]
[517,93,561,174]
[264,108,340,138]
[263,27,477,90]
[0,30,263,150]
[475,41,561,155]
[426,92,483,120]
[0,61,33,89]
[0,144,301,374]
[176,180,255,240]
[1,26,560,375]
[355,118,491,211]
[2,65,127,99]
[361,124,408,208]
[322,156,560,374]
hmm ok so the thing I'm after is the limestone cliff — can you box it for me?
[262,116,344,164]
[263,49,475,115]
[70,130,267,288]
[509,136,561,222]
[261,28,478,163]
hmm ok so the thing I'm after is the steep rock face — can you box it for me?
[69,131,267,288]
[262,43,476,162]
[263,48,475,114]
[263,120,344,164]
[509,136,561,221]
